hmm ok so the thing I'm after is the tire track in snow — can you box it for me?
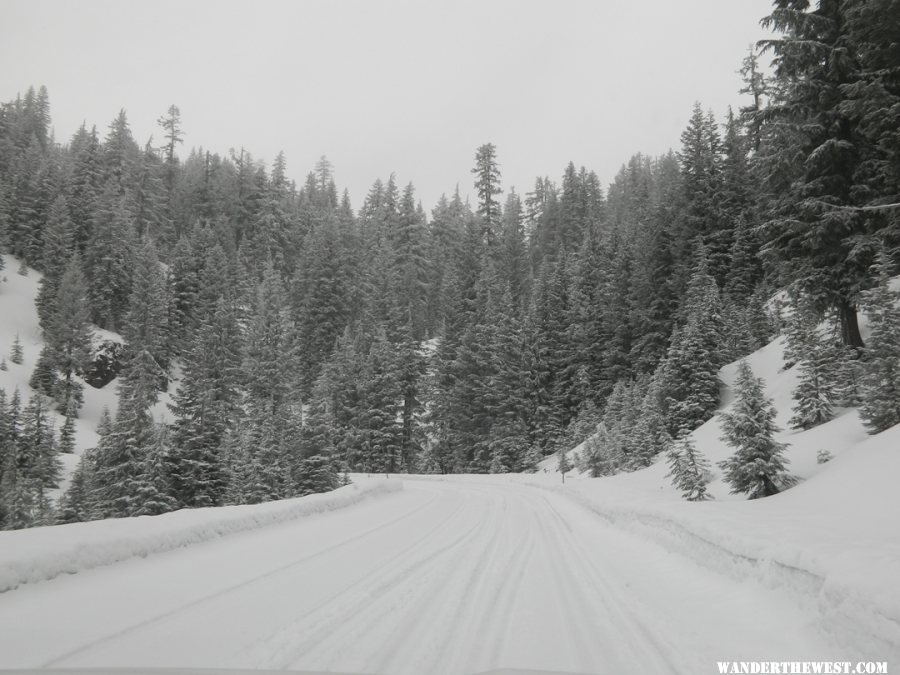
[465,492,537,674]
[41,487,443,668]
[538,491,686,674]
[270,485,494,671]
[388,488,523,675]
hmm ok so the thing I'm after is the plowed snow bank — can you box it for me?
[0,478,402,593]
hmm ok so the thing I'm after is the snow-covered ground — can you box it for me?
[0,476,861,673]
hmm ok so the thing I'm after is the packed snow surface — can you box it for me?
[0,475,867,673]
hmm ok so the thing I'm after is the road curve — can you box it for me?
[0,477,836,674]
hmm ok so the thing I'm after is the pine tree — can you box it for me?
[92,239,170,517]
[93,348,165,517]
[10,333,23,364]
[676,104,723,275]
[157,104,184,238]
[472,143,502,251]
[237,264,300,500]
[67,124,103,250]
[35,195,75,328]
[784,301,838,430]
[858,253,900,433]
[168,296,242,507]
[58,402,76,454]
[758,0,876,348]
[666,434,711,501]
[18,393,61,490]
[358,329,403,474]
[166,235,200,354]
[133,423,177,516]
[123,236,169,386]
[43,254,92,414]
[57,448,98,524]
[102,109,139,193]
[84,188,135,331]
[719,360,795,499]
[659,247,724,435]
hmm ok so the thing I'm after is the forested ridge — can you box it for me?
[0,0,898,528]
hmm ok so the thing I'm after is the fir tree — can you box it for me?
[58,402,76,454]
[35,194,75,327]
[10,333,23,364]
[472,143,502,251]
[666,434,711,501]
[122,236,169,384]
[43,254,93,414]
[758,0,873,348]
[719,360,795,499]
[92,239,170,517]
[168,296,242,507]
[858,254,900,433]
[660,250,725,436]
[84,189,135,331]
[784,302,838,430]
[57,449,98,524]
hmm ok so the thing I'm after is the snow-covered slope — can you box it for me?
[537,306,900,658]
[0,254,176,493]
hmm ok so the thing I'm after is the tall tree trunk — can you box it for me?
[839,300,864,348]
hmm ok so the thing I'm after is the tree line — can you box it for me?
[0,0,898,527]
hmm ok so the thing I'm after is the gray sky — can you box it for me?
[1,0,774,213]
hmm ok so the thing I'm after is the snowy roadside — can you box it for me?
[0,477,402,593]
[525,429,900,661]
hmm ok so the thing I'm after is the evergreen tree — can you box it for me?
[858,253,900,433]
[10,333,23,364]
[43,254,92,414]
[719,360,795,499]
[659,246,724,435]
[358,329,403,473]
[123,236,169,383]
[784,300,838,430]
[758,0,880,348]
[57,448,98,524]
[168,296,242,507]
[67,124,103,250]
[58,402,76,454]
[84,188,135,331]
[472,143,502,251]
[35,195,75,327]
[18,393,61,491]
[666,434,711,501]
[92,239,169,517]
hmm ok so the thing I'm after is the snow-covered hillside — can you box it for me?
[537,303,900,658]
[0,254,176,493]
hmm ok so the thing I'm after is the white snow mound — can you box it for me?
[0,477,402,593]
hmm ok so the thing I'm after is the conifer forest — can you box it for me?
[0,0,899,533]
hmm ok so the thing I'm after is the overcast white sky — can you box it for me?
[1,0,774,212]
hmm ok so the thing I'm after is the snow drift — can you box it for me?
[0,477,402,593]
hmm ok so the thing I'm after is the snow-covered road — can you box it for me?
[0,478,839,674]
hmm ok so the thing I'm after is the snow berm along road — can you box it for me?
[0,476,849,675]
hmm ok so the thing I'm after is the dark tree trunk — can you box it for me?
[838,300,864,349]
